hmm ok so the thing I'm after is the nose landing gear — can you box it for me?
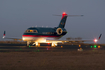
[51,43,57,47]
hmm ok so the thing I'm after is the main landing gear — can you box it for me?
[27,41,58,47]
[34,42,40,47]
[51,43,57,47]
[27,41,40,47]
[27,41,30,47]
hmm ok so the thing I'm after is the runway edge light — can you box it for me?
[94,45,97,48]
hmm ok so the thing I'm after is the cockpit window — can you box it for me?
[26,30,30,32]
[30,30,33,32]
[25,30,38,33]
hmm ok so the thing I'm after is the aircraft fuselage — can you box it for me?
[22,27,67,42]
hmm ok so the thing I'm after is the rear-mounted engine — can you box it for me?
[56,28,63,35]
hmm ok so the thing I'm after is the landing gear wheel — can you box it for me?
[27,41,31,47]
[35,42,40,47]
[51,43,57,47]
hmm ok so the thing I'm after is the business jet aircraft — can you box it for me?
[3,12,101,47]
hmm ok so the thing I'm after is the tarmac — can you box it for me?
[0,43,104,52]
[0,43,105,70]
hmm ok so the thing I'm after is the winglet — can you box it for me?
[94,34,102,43]
[3,31,6,38]
[98,34,102,40]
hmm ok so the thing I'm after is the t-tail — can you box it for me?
[57,12,83,28]
[58,12,68,28]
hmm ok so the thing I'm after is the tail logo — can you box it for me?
[60,23,65,25]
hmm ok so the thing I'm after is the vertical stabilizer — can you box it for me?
[58,12,68,28]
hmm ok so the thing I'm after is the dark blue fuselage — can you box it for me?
[23,27,67,38]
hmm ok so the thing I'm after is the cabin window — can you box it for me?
[42,32,53,34]
[47,32,50,34]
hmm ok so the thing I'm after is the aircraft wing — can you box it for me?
[46,34,102,43]
[46,39,94,43]
[3,31,22,41]
[3,37,22,41]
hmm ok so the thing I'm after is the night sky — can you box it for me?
[0,0,105,43]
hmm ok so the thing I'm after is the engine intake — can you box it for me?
[56,28,63,35]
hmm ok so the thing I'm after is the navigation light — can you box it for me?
[94,39,98,43]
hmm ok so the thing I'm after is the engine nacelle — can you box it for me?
[56,28,63,35]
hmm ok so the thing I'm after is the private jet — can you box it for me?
[3,12,101,47]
